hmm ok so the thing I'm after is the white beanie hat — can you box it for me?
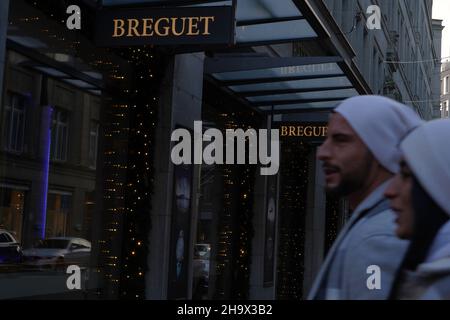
[400,119,450,216]
[335,95,423,173]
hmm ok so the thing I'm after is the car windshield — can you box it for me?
[35,239,70,249]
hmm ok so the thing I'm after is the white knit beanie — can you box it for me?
[335,95,424,173]
[400,119,450,216]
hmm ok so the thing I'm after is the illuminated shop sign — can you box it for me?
[276,122,328,140]
[95,6,234,46]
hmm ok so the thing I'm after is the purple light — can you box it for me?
[36,105,53,239]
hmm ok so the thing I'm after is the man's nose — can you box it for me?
[384,176,399,199]
[317,140,330,161]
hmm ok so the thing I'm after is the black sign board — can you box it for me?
[95,6,234,47]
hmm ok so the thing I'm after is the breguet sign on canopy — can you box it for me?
[95,6,234,46]
[275,122,328,142]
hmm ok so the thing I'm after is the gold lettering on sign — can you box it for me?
[155,18,170,36]
[171,17,187,36]
[187,17,200,35]
[142,18,154,36]
[200,16,215,35]
[113,19,125,37]
[289,126,296,137]
[304,126,312,137]
[111,16,218,38]
[280,126,328,138]
[127,19,140,37]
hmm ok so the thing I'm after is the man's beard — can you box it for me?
[325,173,367,197]
[325,152,375,197]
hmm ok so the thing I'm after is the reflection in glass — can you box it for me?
[0,188,25,243]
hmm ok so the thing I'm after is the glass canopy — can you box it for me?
[207,57,358,113]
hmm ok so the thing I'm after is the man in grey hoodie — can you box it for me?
[308,95,423,300]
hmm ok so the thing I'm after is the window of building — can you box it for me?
[0,186,26,243]
[2,92,26,153]
[444,76,450,94]
[88,121,99,168]
[442,101,448,118]
[50,108,69,161]
[45,192,72,238]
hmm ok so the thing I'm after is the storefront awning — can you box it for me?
[233,0,317,45]
[205,55,358,114]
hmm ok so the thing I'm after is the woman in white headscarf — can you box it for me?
[385,119,450,300]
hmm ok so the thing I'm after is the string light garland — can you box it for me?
[202,89,259,299]
[98,47,164,299]
[115,47,164,300]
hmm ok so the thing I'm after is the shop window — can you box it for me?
[0,187,25,243]
[2,92,26,154]
[45,192,72,238]
[50,108,69,161]
[88,121,99,168]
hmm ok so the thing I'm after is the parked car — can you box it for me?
[0,229,22,265]
[193,244,211,299]
[23,237,91,270]
[193,244,211,280]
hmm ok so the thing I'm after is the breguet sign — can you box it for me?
[276,122,328,141]
[95,6,234,47]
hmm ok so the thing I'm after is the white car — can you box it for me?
[0,230,22,265]
[193,244,211,279]
[23,237,91,270]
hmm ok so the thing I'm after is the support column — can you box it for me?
[303,148,327,296]
[249,115,277,299]
[146,53,205,299]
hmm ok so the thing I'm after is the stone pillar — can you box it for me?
[249,115,277,299]
[146,53,205,299]
[303,148,327,296]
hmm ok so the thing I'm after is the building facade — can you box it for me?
[0,0,442,300]
[441,62,450,118]
[323,0,442,119]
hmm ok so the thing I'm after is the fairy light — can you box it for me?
[109,47,159,300]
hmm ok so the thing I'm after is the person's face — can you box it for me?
[317,113,376,196]
[384,160,415,239]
